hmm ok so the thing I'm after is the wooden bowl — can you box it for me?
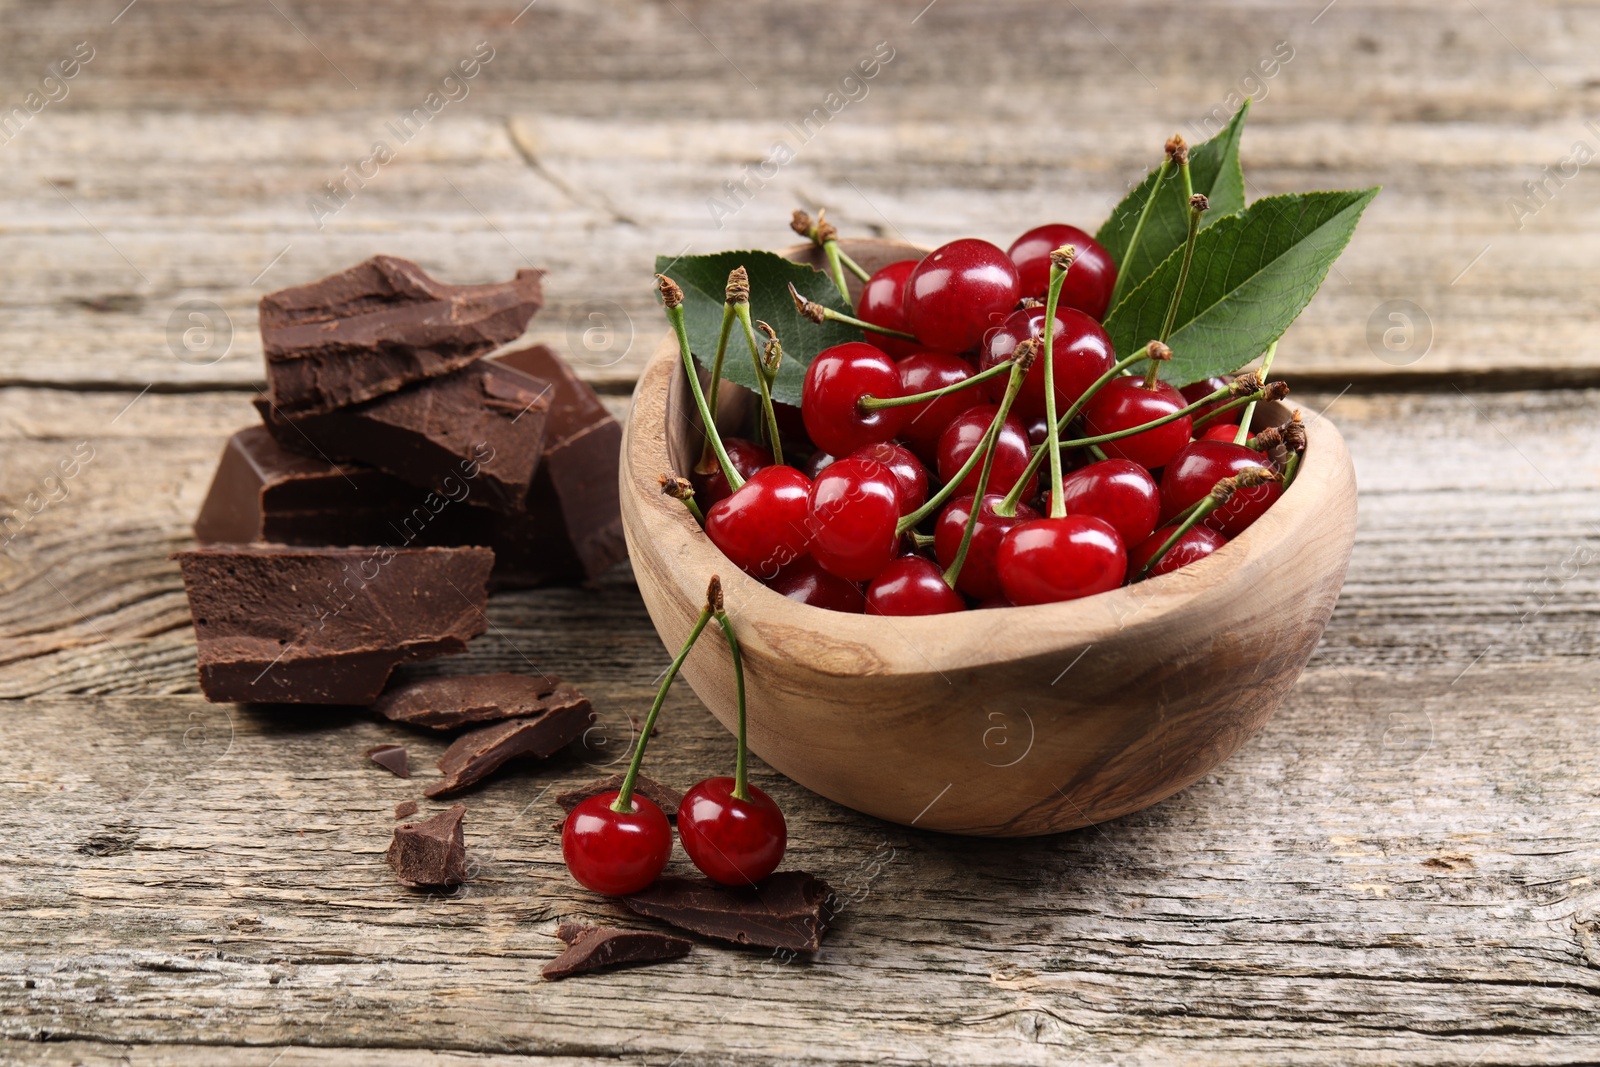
[620,239,1357,837]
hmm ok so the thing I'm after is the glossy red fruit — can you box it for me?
[801,342,909,458]
[865,555,967,616]
[1198,421,1243,443]
[807,457,903,582]
[936,404,1038,498]
[1129,525,1228,578]
[996,515,1126,606]
[677,777,787,886]
[560,792,673,896]
[802,450,835,480]
[896,350,977,462]
[978,307,1114,421]
[1080,377,1193,470]
[848,441,928,516]
[933,493,1040,600]
[1052,459,1161,548]
[766,556,866,613]
[856,260,921,358]
[1006,223,1119,321]
[692,437,772,510]
[903,239,1021,354]
[1158,440,1284,537]
[705,465,813,580]
[1180,375,1234,426]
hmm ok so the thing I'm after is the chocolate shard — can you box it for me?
[424,700,596,797]
[366,744,410,778]
[541,925,692,981]
[394,799,419,820]
[385,803,469,888]
[261,256,545,415]
[624,873,837,953]
[555,774,682,818]
[490,345,626,583]
[373,672,584,731]
[173,544,493,705]
[257,359,553,512]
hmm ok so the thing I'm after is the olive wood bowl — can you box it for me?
[619,238,1357,836]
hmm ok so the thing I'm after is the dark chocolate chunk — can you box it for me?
[366,744,410,778]
[541,924,692,981]
[374,672,585,730]
[624,873,837,953]
[257,359,553,512]
[385,803,468,887]
[555,773,682,818]
[425,700,596,797]
[173,544,493,705]
[394,799,419,820]
[260,256,545,415]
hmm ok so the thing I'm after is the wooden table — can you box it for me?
[4,2,1598,1063]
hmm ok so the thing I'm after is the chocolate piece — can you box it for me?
[374,672,586,730]
[624,873,837,953]
[541,924,692,981]
[257,359,553,511]
[173,544,493,705]
[385,803,468,887]
[491,345,626,582]
[261,256,545,415]
[394,799,419,820]
[366,744,410,778]
[555,773,682,818]
[425,701,596,797]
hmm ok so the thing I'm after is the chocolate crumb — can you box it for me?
[394,800,419,820]
[385,803,468,888]
[541,924,692,980]
[366,744,410,778]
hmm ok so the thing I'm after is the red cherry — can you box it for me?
[692,437,772,510]
[996,515,1126,606]
[848,441,928,516]
[903,239,1020,354]
[802,449,835,480]
[1006,223,1118,321]
[807,456,902,582]
[936,404,1038,498]
[705,465,813,580]
[560,791,673,896]
[865,555,967,616]
[978,307,1114,421]
[1198,421,1243,443]
[895,350,977,462]
[801,342,908,458]
[856,260,921,358]
[1052,459,1160,548]
[766,555,866,613]
[1180,375,1234,426]
[676,777,787,886]
[1158,441,1284,537]
[1129,525,1228,578]
[1080,377,1193,470]
[933,492,1039,600]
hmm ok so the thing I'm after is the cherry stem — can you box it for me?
[696,304,737,475]
[1158,195,1207,346]
[835,246,872,283]
[1190,392,1259,432]
[665,296,744,492]
[1041,249,1073,519]
[787,282,916,340]
[713,606,750,801]
[734,304,784,466]
[822,242,852,305]
[909,531,935,549]
[1087,443,1110,462]
[858,359,1013,411]
[1233,340,1278,446]
[614,598,714,812]
[1109,154,1176,310]
[1057,383,1240,451]
[1281,450,1303,490]
[1136,486,1225,581]
[944,358,1030,588]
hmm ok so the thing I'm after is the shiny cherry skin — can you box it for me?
[936,404,1038,498]
[1051,459,1161,548]
[561,791,673,896]
[1197,421,1243,443]
[692,437,772,510]
[996,515,1126,606]
[896,350,977,462]
[802,449,835,480]
[766,555,866,613]
[865,555,967,616]
[1080,377,1193,470]
[903,239,1021,354]
[848,441,928,516]
[1006,223,1119,321]
[801,342,909,458]
[1158,440,1284,537]
[1180,375,1234,426]
[856,260,921,358]
[933,492,1039,600]
[1129,525,1228,578]
[978,307,1115,421]
[704,465,813,580]
[677,777,787,886]
[807,456,903,582]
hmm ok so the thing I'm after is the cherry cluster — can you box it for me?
[657,214,1305,617]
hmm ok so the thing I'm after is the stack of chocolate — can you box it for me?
[177,256,627,704]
